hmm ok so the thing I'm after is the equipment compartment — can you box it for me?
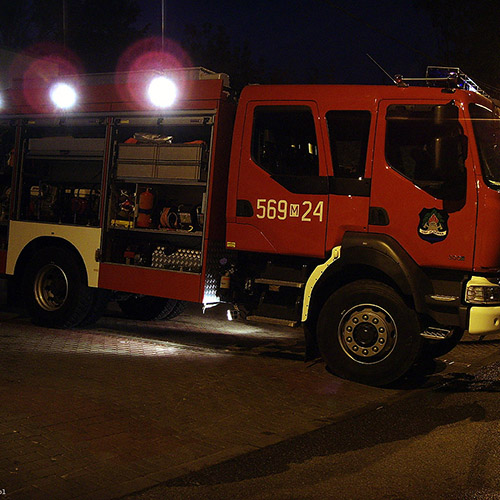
[116,143,207,182]
[104,180,206,273]
[103,113,214,273]
[19,122,107,226]
[28,137,106,157]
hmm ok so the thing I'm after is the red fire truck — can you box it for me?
[1,66,500,385]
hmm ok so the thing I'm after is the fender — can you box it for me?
[7,221,101,287]
[302,246,341,321]
[302,232,432,322]
[340,232,431,311]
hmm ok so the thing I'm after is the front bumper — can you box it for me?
[468,306,500,335]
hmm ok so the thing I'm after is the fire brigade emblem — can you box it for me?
[418,208,449,243]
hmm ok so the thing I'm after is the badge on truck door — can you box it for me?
[418,208,449,243]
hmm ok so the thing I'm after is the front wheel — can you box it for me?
[22,246,94,328]
[317,280,422,386]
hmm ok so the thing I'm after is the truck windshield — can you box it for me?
[469,103,500,188]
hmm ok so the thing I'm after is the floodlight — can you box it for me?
[148,76,177,107]
[50,82,77,109]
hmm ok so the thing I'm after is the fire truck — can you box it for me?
[1,66,500,385]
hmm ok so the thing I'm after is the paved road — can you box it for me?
[1,302,499,499]
[128,359,500,500]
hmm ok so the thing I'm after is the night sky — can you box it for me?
[137,0,440,84]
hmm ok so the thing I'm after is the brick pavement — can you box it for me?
[1,304,499,499]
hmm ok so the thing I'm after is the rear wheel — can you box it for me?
[78,289,112,327]
[161,299,187,320]
[22,246,94,328]
[118,295,185,321]
[317,280,422,386]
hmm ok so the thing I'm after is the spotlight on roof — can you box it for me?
[50,82,77,109]
[148,76,177,107]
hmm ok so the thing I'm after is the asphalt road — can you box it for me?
[2,299,500,499]
[127,359,500,500]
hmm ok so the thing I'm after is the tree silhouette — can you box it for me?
[182,23,268,91]
[414,0,500,96]
[1,5,279,90]
[0,4,33,49]
[0,0,149,74]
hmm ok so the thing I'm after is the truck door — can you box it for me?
[231,102,328,258]
[370,101,477,269]
[324,110,372,248]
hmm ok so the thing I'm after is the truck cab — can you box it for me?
[225,70,500,385]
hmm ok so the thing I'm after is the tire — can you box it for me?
[317,280,422,386]
[22,246,94,328]
[78,289,112,327]
[161,299,187,320]
[421,328,465,359]
[118,295,184,321]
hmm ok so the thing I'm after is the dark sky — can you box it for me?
[138,0,440,84]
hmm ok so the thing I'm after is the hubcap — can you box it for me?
[34,263,69,312]
[339,304,397,363]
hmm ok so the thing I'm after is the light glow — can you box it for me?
[148,76,177,107]
[50,82,77,109]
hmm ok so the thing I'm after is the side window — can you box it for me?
[385,104,465,183]
[326,110,371,178]
[251,106,319,176]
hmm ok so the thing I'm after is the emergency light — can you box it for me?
[50,82,77,109]
[147,76,177,107]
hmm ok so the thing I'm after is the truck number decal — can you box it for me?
[256,199,324,222]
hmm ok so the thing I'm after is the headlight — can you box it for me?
[466,276,500,304]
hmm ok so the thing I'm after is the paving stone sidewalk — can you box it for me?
[1,303,499,500]
[0,304,409,500]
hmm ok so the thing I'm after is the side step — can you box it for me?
[254,278,304,289]
[420,327,453,340]
[249,263,308,326]
[246,315,298,328]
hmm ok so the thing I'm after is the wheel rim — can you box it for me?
[338,304,397,364]
[33,263,69,311]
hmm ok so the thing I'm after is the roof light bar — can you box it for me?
[394,66,488,97]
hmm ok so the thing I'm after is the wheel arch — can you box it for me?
[303,233,431,357]
[13,236,90,286]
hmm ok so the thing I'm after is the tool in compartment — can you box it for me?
[136,187,154,228]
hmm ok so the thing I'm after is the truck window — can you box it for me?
[385,104,465,198]
[326,110,370,178]
[251,106,318,176]
[469,103,500,188]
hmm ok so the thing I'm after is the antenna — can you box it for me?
[366,54,397,85]
[161,0,165,52]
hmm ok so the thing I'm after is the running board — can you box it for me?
[246,315,299,327]
[254,278,305,288]
[420,327,453,340]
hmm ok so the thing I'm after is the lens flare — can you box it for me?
[50,82,77,109]
[115,37,192,106]
[148,76,177,107]
[8,42,82,112]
